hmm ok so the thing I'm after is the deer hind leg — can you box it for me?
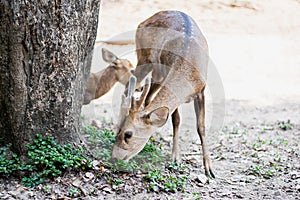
[171,108,181,162]
[194,90,215,178]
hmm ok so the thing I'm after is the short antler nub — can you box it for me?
[121,75,137,113]
[117,76,137,127]
[133,77,151,111]
[127,76,137,98]
[118,76,151,127]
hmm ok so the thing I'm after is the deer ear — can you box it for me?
[146,107,169,127]
[102,48,118,63]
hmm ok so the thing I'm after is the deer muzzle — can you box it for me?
[111,145,129,161]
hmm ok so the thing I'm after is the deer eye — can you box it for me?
[124,131,133,143]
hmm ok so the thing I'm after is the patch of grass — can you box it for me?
[0,144,21,175]
[245,159,283,179]
[0,134,92,188]
[43,186,51,194]
[84,125,190,193]
[229,126,247,135]
[69,187,81,197]
[215,146,227,160]
[252,137,267,150]
[259,123,275,134]
[109,177,123,189]
[192,191,201,200]
[166,161,188,173]
[84,126,115,150]
[277,119,293,130]
[87,187,98,195]
[251,151,258,158]
[145,169,188,193]
[22,134,92,187]
[269,137,289,147]
[276,137,289,146]
[83,125,165,173]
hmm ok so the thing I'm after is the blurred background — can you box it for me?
[94,0,300,103]
[82,0,300,145]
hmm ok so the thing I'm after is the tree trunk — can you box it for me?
[0,0,101,155]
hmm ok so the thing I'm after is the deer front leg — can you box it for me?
[194,91,215,178]
[171,108,181,162]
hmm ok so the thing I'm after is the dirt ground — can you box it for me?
[1,0,300,199]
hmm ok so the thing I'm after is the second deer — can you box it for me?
[112,11,215,177]
[83,48,134,105]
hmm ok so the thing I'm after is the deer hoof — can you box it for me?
[171,154,181,163]
[205,169,215,178]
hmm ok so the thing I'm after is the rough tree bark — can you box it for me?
[0,0,101,155]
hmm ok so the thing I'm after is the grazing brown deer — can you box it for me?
[83,48,134,105]
[112,10,214,178]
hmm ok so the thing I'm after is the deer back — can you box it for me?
[136,10,209,113]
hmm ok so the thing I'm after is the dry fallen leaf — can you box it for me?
[92,160,100,170]
[84,172,95,182]
[97,184,110,190]
[57,196,72,200]
[72,177,82,188]
[102,186,114,194]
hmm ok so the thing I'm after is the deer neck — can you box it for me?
[143,71,201,115]
[95,66,118,98]
[144,85,181,115]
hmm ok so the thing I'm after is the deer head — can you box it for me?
[101,48,134,85]
[83,48,134,105]
[112,76,169,161]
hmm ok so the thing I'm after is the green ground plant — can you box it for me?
[0,144,20,175]
[145,169,188,193]
[1,125,191,192]
[83,125,190,192]
[0,134,92,187]
[277,119,293,130]
[83,125,166,173]
[245,154,284,179]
